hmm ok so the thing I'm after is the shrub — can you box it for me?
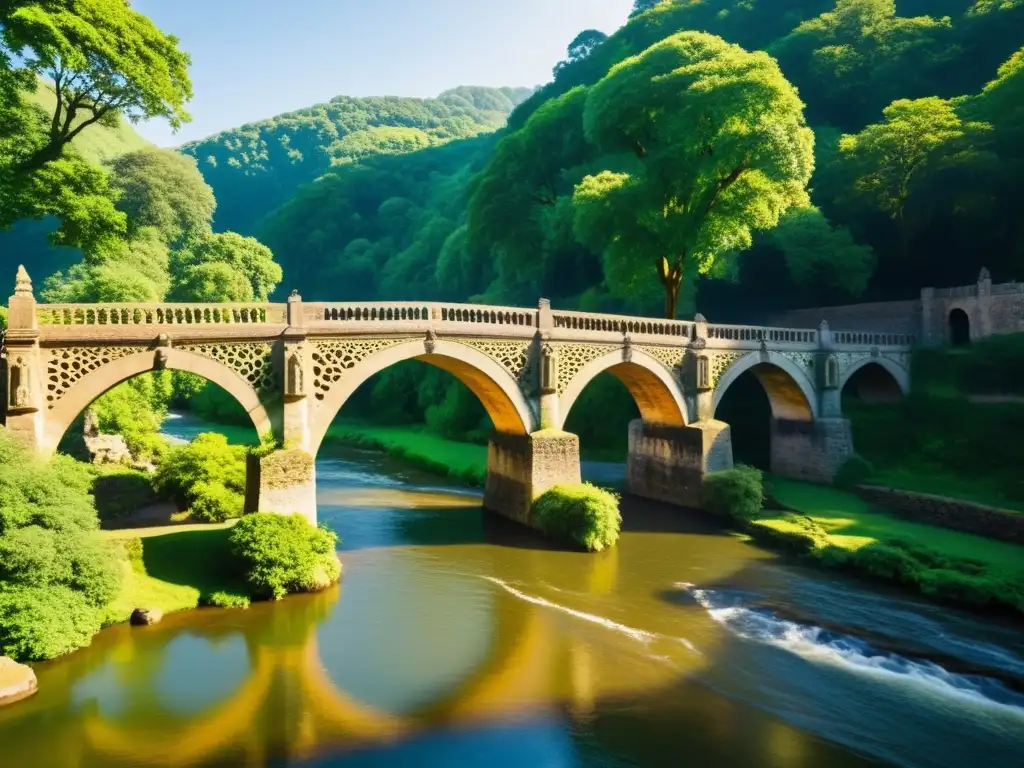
[153,433,247,520]
[0,430,124,661]
[228,513,341,600]
[203,591,251,609]
[189,481,245,523]
[531,483,621,552]
[702,465,764,522]
[92,468,159,521]
[0,585,102,662]
[834,455,874,490]
[916,569,997,608]
[848,542,921,583]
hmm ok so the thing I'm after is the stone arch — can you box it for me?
[42,348,273,455]
[949,306,971,346]
[558,348,689,429]
[713,351,818,421]
[307,339,536,455]
[840,358,909,403]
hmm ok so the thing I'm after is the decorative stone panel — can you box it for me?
[310,338,406,402]
[637,344,685,375]
[710,352,744,387]
[181,342,276,393]
[44,346,141,407]
[551,343,618,395]
[459,339,535,395]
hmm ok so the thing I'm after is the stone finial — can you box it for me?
[538,298,551,310]
[694,313,707,324]
[14,265,32,297]
[289,289,302,300]
[978,267,991,283]
[819,319,830,332]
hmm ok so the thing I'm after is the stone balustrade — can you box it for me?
[707,323,818,345]
[36,303,285,326]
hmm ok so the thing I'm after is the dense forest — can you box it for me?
[3,0,1024,455]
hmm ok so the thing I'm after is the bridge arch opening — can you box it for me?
[841,361,905,405]
[713,355,816,471]
[307,339,535,456]
[45,348,271,457]
[949,308,971,346]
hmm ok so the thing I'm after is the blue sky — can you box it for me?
[132,0,634,147]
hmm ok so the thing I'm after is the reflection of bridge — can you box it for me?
[2,265,912,523]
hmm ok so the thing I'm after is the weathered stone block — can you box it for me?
[483,430,582,527]
[626,419,734,508]
[0,657,37,707]
[770,417,853,483]
[130,607,164,626]
[245,449,317,524]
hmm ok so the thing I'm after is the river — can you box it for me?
[1,416,1024,767]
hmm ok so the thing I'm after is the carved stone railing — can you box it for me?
[307,301,535,328]
[832,330,916,347]
[36,303,286,326]
[932,285,979,299]
[551,309,692,338]
[707,323,818,345]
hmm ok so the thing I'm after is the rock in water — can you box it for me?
[0,657,38,707]
[130,608,163,626]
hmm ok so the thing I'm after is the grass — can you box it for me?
[325,422,488,485]
[764,477,1024,577]
[101,523,249,623]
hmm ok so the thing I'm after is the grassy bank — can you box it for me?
[101,523,247,622]
[752,477,1024,615]
[324,422,488,485]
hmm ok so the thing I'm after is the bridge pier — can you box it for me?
[770,417,854,484]
[483,430,582,527]
[246,449,318,525]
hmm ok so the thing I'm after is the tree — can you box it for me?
[170,232,282,302]
[835,97,991,260]
[107,149,215,247]
[573,32,814,318]
[554,30,608,77]
[768,206,876,296]
[1,0,192,173]
[630,0,664,17]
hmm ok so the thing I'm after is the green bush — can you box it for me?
[0,430,124,661]
[848,542,921,583]
[153,433,247,521]
[189,481,245,523]
[228,513,341,600]
[91,468,159,521]
[0,585,103,662]
[916,569,998,608]
[531,483,621,552]
[834,455,874,489]
[702,465,765,522]
[202,590,251,609]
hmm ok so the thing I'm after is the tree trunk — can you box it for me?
[655,255,684,320]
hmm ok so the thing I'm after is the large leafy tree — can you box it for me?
[107,148,215,247]
[834,96,991,260]
[0,0,192,173]
[573,32,814,318]
[170,232,282,302]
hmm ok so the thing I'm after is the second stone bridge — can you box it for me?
[2,266,914,526]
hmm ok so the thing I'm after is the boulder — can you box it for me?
[0,657,38,707]
[84,433,132,465]
[130,608,163,626]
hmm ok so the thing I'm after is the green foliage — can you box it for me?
[202,590,250,609]
[834,454,875,489]
[153,433,247,522]
[170,231,281,301]
[531,483,622,552]
[0,429,123,661]
[90,468,157,521]
[702,465,766,522]
[0,585,102,662]
[227,513,340,600]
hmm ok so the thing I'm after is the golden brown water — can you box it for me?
[2,444,1024,768]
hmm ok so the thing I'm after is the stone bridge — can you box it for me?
[1,266,914,525]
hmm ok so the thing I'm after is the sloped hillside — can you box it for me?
[180,86,534,235]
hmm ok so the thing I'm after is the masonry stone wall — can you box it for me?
[626,419,733,508]
[855,486,1024,545]
[765,300,922,336]
[770,418,853,483]
[483,431,582,527]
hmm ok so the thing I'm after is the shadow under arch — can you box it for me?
[840,359,908,403]
[558,348,688,429]
[42,348,272,454]
[713,351,818,422]
[307,339,537,455]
